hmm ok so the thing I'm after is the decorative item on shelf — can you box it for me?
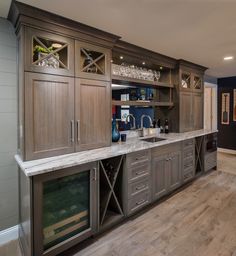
[112,116,120,142]
[83,52,98,74]
[112,63,161,82]
[33,45,60,68]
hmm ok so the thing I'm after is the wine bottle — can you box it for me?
[164,119,169,134]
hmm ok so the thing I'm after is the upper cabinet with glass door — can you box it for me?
[180,72,191,91]
[25,27,75,76]
[180,70,203,92]
[192,73,203,92]
[75,41,111,81]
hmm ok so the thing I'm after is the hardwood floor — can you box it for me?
[1,152,236,256]
[217,152,236,175]
[67,169,236,256]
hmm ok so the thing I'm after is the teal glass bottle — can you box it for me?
[112,116,120,142]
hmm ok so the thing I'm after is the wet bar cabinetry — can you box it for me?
[168,60,207,132]
[11,2,118,160]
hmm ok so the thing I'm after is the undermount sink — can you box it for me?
[141,137,166,143]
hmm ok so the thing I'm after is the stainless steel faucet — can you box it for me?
[125,114,136,130]
[140,114,153,129]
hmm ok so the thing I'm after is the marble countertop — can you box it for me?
[15,129,217,177]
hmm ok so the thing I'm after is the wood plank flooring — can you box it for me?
[66,169,236,256]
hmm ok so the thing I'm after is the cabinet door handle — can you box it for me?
[136,199,146,206]
[136,170,146,176]
[93,168,97,181]
[136,184,146,191]
[70,120,74,142]
[77,120,80,142]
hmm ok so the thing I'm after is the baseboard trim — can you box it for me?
[218,148,236,155]
[0,225,18,246]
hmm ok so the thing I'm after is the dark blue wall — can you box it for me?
[218,77,236,150]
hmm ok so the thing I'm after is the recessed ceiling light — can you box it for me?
[111,60,113,63]
[224,56,234,60]
[120,56,123,60]
[160,66,163,70]
[142,62,145,65]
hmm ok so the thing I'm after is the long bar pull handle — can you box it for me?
[77,120,80,142]
[93,168,97,181]
[70,120,74,142]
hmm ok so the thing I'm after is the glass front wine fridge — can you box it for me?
[33,162,98,256]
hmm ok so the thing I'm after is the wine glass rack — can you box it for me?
[99,155,124,229]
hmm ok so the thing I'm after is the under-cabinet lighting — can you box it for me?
[223,56,234,60]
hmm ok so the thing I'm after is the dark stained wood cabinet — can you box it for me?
[179,91,193,132]
[152,143,182,201]
[75,78,111,151]
[16,27,113,160]
[169,150,182,191]
[192,92,203,130]
[24,73,75,160]
[24,27,75,77]
[75,41,111,81]
[152,154,168,200]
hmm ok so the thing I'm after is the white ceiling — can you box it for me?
[1,0,236,78]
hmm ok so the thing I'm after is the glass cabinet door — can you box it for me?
[75,41,111,81]
[193,75,202,91]
[43,171,90,250]
[181,72,191,90]
[25,27,75,76]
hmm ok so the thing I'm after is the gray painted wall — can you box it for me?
[0,18,18,231]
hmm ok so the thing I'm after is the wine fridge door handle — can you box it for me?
[70,120,74,142]
[93,168,97,181]
[77,120,80,142]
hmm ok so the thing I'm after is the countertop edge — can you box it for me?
[16,130,218,177]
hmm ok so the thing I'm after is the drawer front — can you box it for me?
[128,165,150,183]
[183,148,194,159]
[183,157,194,170]
[126,150,150,168]
[128,177,150,199]
[183,170,194,182]
[205,152,217,171]
[127,191,150,215]
[183,139,194,149]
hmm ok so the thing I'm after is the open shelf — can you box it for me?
[99,155,124,230]
[112,100,174,107]
[112,75,174,88]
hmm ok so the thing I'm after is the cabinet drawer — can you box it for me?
[205,152,217,171]
[183,165,194,175]
[183,148,194,159]
[127,191,150,215]
[183,170,194,182]
[128,165,150,183]
[128,177,150,199]
[126,150,150,168]
[183,139,194,148]
[183,157,194,169]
